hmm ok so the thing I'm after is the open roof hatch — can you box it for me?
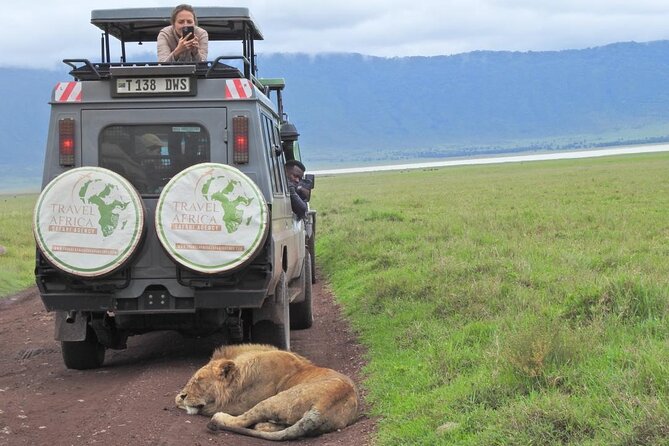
[90,7,263,78]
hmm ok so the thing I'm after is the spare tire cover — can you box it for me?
[155,163,269,274]
[33,167,145,277]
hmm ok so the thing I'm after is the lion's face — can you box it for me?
[175,359,237,416]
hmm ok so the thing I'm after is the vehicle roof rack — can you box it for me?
[259,78,286,91]
[90,7,263,42]
[259,78,287,117]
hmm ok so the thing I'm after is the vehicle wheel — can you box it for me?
[61,325,106,370]
[290,252,313,330]
[252,272,290,350]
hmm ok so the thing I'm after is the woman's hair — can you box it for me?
[170,4,197,25]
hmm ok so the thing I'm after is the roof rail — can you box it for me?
[62,58,245,81]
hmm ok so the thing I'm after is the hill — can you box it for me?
[3,40,669,177]
[0,68,59,187]
[257,41,669,166]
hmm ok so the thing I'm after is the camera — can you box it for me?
[300,174,315,190]
[181,26,194,40]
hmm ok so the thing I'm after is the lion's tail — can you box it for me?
[207,408,324,441]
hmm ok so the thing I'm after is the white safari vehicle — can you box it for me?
[32,7,316,369]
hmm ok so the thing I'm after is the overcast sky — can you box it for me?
[7,0,669,69]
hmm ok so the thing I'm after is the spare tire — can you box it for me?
[33,166,145,278]
[155,163,269,274]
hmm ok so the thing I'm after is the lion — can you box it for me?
[175,343,359,441]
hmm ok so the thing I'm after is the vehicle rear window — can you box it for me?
[99,125,210,195]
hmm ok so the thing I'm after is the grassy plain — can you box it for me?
[311,153,669,445]
[0,194,37,296]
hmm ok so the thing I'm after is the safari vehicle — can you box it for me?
[32,7,316,370]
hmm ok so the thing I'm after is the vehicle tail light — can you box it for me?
[59,118,75,167]
[233,116,249,164]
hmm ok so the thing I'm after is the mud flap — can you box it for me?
[252,274,286,325]
[54,311,87,342]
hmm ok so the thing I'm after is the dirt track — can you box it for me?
[0,275,375,446]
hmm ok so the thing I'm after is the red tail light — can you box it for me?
[59,118,75,167]
[232,116,249,164]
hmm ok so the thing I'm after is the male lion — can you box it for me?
[175,344,359,441]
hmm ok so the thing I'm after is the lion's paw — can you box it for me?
[211,412,237,427]
[206,413,232,434]
[206,420,222,434]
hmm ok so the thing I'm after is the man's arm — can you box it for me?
[288,184,308,219]
[296,184,311,202]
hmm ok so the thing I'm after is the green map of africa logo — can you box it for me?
[78,179,130,237]
[201,176,254,233]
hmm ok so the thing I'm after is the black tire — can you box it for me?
[61,325,106,370]
[290,252,313,330]
[155,163,269,275]
[251,273,290,350]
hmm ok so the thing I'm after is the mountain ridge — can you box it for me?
[2,40,669,175]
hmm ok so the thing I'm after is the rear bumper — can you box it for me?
[39,287,268,313]
[36,248,272,313]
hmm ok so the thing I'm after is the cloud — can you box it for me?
[5,0,669,69]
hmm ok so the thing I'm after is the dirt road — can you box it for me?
[0,276,375,446]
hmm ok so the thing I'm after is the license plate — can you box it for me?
[113,77,195,96]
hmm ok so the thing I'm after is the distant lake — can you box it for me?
[310,144,669,176]
[3,143,669,194]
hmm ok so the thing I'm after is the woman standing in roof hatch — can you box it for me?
[157,4,209,62]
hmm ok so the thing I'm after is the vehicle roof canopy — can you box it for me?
[90,7,263,43]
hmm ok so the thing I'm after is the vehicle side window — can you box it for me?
[272,124,287,191]
[261,114,285,195]
[99,124,209,195]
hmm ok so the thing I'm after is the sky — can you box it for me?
[6,0,669,69]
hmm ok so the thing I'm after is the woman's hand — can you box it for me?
[186,35,200,54]
[174,34,199,56]
[181,35,199,53]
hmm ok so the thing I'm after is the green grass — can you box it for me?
[0,194,37,297]
[311,153,669,445]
